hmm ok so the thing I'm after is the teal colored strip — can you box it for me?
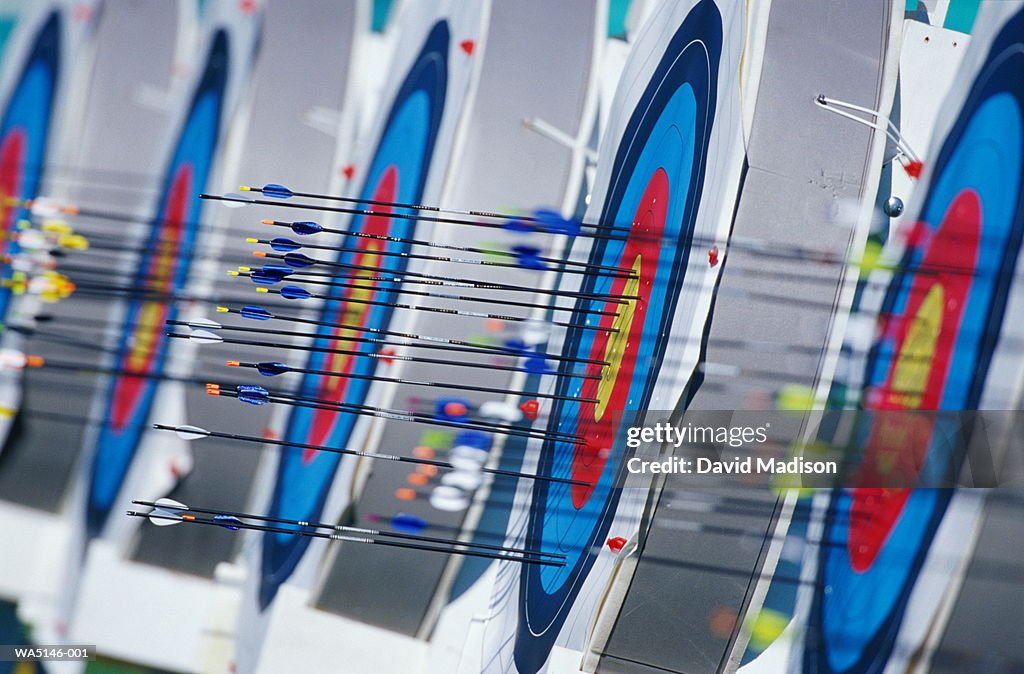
[608,0,631,38]
[0,17,16,58]
[372,0,394,33]
[905,0,917,12]
[944,0,980,33]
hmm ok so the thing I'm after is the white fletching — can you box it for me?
[0,349,27,370]
[478,401,522,423]
[154,498,187,510]
[441,469,483,491]
[174,425,209,440]
[520,319,550,346]
[450,445,489,466]
[429,485,470,512]
[189,329,223,344]
[221,192,252,208]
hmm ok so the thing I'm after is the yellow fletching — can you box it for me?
[42,220,72,234]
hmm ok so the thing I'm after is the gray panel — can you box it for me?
[930,490,1024,673]
[315,0,597,636]
[600,0,894,671]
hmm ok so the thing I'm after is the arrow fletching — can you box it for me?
[174,425,210,441]
[189,329,224,344]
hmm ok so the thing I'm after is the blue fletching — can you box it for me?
[503,338,529,354]
[250,272,280,285]
[391,512,428,534]
[256,361,289,377]
[291,221,322,236]
[280,285,312,300]
[283,252,314,268]
[524,355,553,375]
[236,384,270,406]
[532,209,563,229]
[262,183,293,199]
[240,305,272,321]
[454,430,492,450]
[513,246,548,270]
[213,515,242,531]
[503,219,534,233]
[237,392,269,406]
[533,209,581,236]
[264,264,294,276]
[270,237,300,252]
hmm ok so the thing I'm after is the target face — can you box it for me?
[514,4,723,670]
[0,11,60,320]
[259,21,450,608]
[87,30,230,536]
[808,10,1024,672]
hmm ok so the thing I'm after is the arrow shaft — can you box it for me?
[150,424,587,486]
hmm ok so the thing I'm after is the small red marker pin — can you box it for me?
[606,536,627,553]
[341,165,356,180]
[460,40,476,55]
[261,427,279,441]
[379,347,396,365]
[708,245,719,267]
[520,399,540,421]
[903,160,924,179]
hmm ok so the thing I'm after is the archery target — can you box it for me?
[86,29,230,536]
[0,10,60,322]
[472,1,747,670]
[259,20,449,606]
[806,6,1024,672]
[258,0,485,606]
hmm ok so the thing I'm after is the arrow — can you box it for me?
[167,331,596,380]
[200,192,644,244]
[253,218,630,276]
[235,261,619,317]
[205,384,586,445]
[132,498,564,560]
[235,183,614,237]
[225,359,595,404]
[251,265,616,334]
[151,423,589,487]
[215,305,606,367]
[238,261,633,304]
[128,504,562,567]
